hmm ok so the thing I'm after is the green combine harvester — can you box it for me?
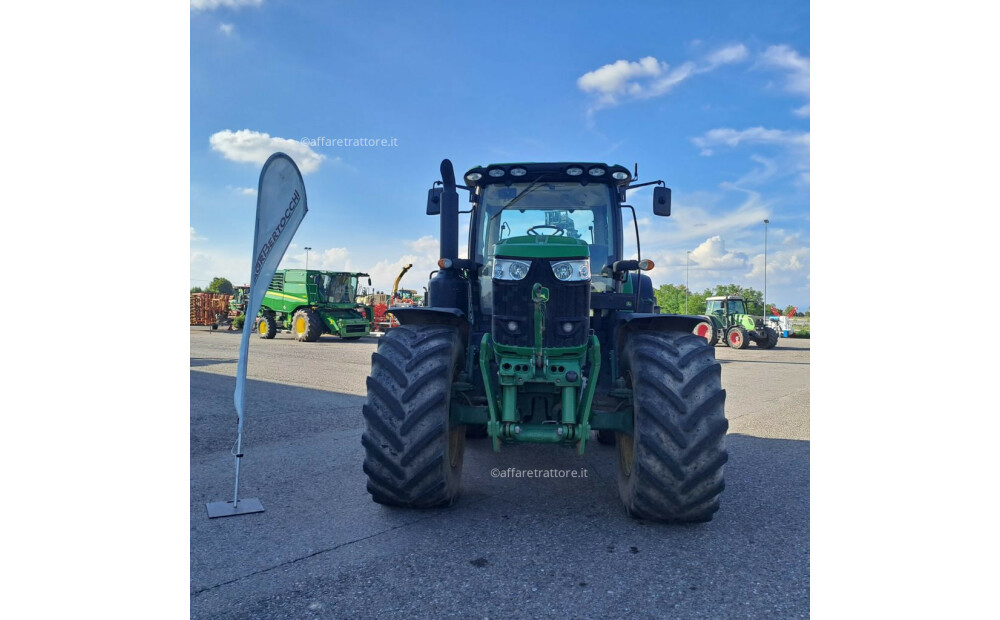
[256,269,373,342]
[693,295,778,349]
[361,159,728,523]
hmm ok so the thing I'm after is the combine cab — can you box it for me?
[256,270,373,341]
[360,160,728,523]
[694,295,778,349]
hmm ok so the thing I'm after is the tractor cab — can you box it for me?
[706,296,748,319]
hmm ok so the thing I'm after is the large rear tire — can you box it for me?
[616,331,728,522]
[292,309,322,342]
[257,314,277,339]
[362,324,466,507]
[762,326,778,349]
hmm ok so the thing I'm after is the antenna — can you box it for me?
[634,162,638,181]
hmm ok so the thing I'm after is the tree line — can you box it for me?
[191,277,234,295]
[191,276,809,318]
[654,283,808,317]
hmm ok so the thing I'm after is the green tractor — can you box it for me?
[256,269,373,342]
[693,295,778,349]
[361,160,728,523]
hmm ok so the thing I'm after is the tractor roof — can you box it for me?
[462,162,632,187]
[707,295,746,301]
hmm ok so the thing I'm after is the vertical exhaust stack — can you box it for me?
[439,159,459,263]
[426,158,469,314]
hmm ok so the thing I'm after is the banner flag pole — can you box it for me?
[207,152,308,518]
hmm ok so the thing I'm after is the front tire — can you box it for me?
[257,314,277,339]
[292,309,322,342]
[726,326,748,349]
[362,324,466,507]
[616,331,728,522]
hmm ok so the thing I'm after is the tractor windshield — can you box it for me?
[475,181,615,316]
[477,181,614,274]
[727,300,747,314]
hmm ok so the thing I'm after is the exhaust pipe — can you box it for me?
[439,159,459,262]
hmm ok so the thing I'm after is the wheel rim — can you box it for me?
[295,316,306,335]
[730,331,741,346]
[259,319,267,335]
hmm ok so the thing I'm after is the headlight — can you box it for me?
[550,260,590,281]
[494,259,531,281]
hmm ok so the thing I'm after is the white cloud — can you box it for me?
[705,44,749,68]
[746,246,810,281]
[191,0,262,11]
[190,227,207,242]
[578,44,748,112]
[689,235,749,270]
[577,56,665,99]
[692,126,810,154]
[793,103,810,117]
[231,186,256,196]
[759,44,810,95]
[209,129,325,174]
[219,23,235,36]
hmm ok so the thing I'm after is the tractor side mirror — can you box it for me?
[427,186,443,215]
[653,186,671,216]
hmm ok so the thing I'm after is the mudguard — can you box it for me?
[389,306,467,328]
[615,313,706,354]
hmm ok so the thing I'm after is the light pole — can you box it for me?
[305,247,312,270]
[763,219,769,318]
[686,250,690,314]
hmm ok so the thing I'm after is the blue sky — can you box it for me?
[191,0,810,309]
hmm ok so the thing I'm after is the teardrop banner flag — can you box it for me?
[207,152,308,518]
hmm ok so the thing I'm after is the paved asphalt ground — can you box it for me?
[190,327,810,619]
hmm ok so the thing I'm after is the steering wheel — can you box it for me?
[526,225,566,236]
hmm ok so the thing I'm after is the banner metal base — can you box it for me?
[206,498,265,518]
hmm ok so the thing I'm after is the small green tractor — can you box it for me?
[361,160,728,523]
[256,269,373,342]
[693,295,778,349]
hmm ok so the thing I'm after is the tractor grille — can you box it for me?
[345,324,367,333]
[492,260,590,349]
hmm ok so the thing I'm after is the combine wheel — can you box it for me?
[362,324,466,507]
[257,314,278,339]
[292,309,322,342]
[616,331,728,522]
[725,326,749,349]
